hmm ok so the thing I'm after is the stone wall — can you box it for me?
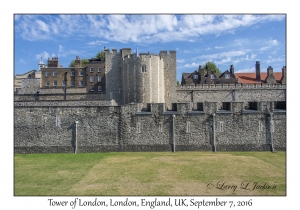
[176,84,286,109]
[14,93,109,102]
[14,101,286,153]
[105,49,122,104]
[18,78,41,94]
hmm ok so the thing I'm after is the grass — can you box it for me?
[14,151,286,196]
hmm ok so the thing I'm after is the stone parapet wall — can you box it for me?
[18,79,41,94]
[14,93,109,102]
[177,83,286,90]
[39,87,87,94]
[176,86,286,109]
[14,100,116,107]
[14,101,286,153]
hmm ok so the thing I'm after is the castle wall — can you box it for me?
[14,101,286,153]
[160,50,177,110]
[105,49,122,104]
[18,78,41,94]
[176,84,286,109]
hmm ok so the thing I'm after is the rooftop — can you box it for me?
[235,72,282,84]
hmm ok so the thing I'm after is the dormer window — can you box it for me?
[211,74,214,79]
[225,74,230,79]
[193,75,198,80]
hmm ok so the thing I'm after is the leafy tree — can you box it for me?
[203,61,221,73]
[69,58,89,67]
[96,51,105,61]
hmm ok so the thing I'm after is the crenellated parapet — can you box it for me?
[177,83,286,91]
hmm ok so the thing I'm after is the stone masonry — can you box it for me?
[14,48,286,153]
[14,100,285,153]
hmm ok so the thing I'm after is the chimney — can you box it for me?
[198,65,204,76]
[230,64,234,75]
[280,66,286,85]
[265,66,277,84]
[256,61,261,82]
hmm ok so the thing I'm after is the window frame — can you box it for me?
[45,72,50,77]
[98,67,101,72]
[98,86,102,92]
[53,80,57,86]
[98,76,102,82]
[71,71,75,77]
[225,74,230,79]
[46,81,49,87]
[90,76,94,83]
[79,81,84,87]
[142,65,147,72]
[193,75,198,80]
[79,71,84,76]
[53,72,57,77]
[90,67,94,73]
[71,81,75,87]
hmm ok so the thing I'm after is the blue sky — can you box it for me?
[14,14,286,82]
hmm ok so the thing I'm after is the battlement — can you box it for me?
[131,101,286,115]
[177,83,286,91]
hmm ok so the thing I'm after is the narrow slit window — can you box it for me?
[259,121,263,132]
[137,122,141,133]
[159,122,163,133]
[186,121,191,133]
[219,121,224,132]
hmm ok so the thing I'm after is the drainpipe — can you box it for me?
[212,113,216,152]
[64,72,67,101]
[268,110,274,152]
[75,120,78,154]
[172,114,176,152]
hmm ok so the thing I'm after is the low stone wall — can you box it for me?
[14,102,286,153]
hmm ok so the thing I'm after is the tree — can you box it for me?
[203,61,221,73]
[69,58,89,67]
[96,51,105,61]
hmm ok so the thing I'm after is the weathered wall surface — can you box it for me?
[14,101,286,153]
[176,84,286,109]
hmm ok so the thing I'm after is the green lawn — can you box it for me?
[14,151,286,196]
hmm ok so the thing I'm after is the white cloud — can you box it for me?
[259,38,280,51]
[177,59,185,63]
[57,45,80,58]
[15,14,285,44]
[270,39,279,46]
[19,58,25,63]
[183,62,200,68]
[215,46,223,49]
[36,51,50,60]
[87,40,108,46]
[196,50,248,60]
[235,67,255,73]
[233,38,249,46]
[266,57,284,64]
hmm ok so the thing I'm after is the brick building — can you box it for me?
[85,58,106,93]
[40,56,86,89]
